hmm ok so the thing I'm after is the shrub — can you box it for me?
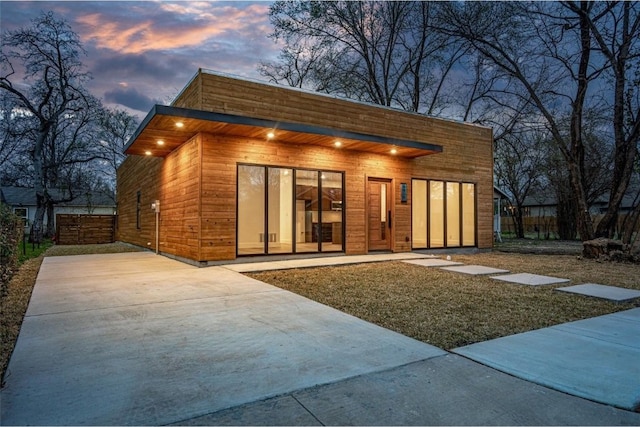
[0,203,24,297]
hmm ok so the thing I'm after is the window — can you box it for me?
[13,207,28,227]
[462,183,476,246]
[411,180,427,247]
[412,179,476,248]
[237,165,344,256]
[430,181,444,247]
[446,182,460,246]
[136,191,141,230]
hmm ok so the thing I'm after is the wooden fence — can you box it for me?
[500,214,640,239]
[56,214,116,245]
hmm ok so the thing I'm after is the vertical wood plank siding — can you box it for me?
[118,70,493,262]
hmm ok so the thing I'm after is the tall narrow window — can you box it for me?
[136,191,141,230]
[462,183,476,246]
[446,182,460,246]
[412,179,476,249]
[411,179,427,248]
[237,165,266,255]
[429,181,444,247]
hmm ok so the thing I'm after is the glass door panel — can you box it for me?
[321,171,343,252]
[295,170,319,253]
[237,165,265,255]
[268,168,293,254]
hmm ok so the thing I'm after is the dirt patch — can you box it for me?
[494,239,583,255]
[1,255,43,385]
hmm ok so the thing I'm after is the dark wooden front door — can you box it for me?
[368,178,392,251]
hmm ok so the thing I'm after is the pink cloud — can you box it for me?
[75,2,272,54]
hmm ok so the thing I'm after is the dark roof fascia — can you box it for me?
[124,105,443,154]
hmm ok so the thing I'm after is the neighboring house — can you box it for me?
[522,186,639,218]
[522,193,557,218]
[0,186,116,232]
[117,69,494,264]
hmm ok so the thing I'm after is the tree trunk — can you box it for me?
[556,185,578,240]
[512,208,525,238]
[45,202,55,238]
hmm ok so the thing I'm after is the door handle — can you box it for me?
[388,210,392,229]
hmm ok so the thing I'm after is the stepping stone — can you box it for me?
[403,259,464,267]
[440,265,509,275]
[491,273,569,286]
[556,284,640,303]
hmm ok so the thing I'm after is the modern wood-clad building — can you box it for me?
[117,69,493,264]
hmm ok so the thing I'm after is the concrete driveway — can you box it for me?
[2,252,639,425]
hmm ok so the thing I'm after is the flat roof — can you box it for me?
[124,105,443,159]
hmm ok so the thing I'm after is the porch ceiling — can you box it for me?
[124,105,443,159]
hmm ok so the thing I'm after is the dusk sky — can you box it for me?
[1,1,281,118]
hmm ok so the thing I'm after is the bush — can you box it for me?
[0,203,24,297]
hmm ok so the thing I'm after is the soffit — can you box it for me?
[124,105,443,159]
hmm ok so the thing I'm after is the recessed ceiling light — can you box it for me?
[267,131,275,139]
[145,150,152,156]
[334,141,342,147]
[157,140,164,145]
[390,148,398,155]
[175,122,184,128]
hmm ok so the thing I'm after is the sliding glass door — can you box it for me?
[238,164,344,256]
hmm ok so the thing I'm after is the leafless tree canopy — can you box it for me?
[263,1,640,243]
[1,12,138,241]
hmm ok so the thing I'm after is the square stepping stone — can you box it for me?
[403,259,464,267]
[440,265,509,275]
[556,284,640,303]
[491,273,569,286]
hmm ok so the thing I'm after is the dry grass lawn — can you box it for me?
[249,252,640,350]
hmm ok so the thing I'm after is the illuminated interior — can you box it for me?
[412,179,476,248]
[237,165,344,255]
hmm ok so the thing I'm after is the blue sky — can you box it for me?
[1,1,280,117]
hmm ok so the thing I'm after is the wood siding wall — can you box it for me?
[118,70,493,262]
[118,131,492,262]
[173,70,492,155]
[116,155,162,250]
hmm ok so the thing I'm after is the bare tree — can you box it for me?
[97,107,139,193]
[261,1,463,113]
[437,1,639,242]
[1,12,100,242]
[562,1,640,239]
[495,127,546,238]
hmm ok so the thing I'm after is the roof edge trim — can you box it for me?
[125,105,443,155]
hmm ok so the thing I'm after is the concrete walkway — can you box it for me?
[2,252,639,425]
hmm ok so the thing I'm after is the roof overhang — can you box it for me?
[124,105,443,159]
